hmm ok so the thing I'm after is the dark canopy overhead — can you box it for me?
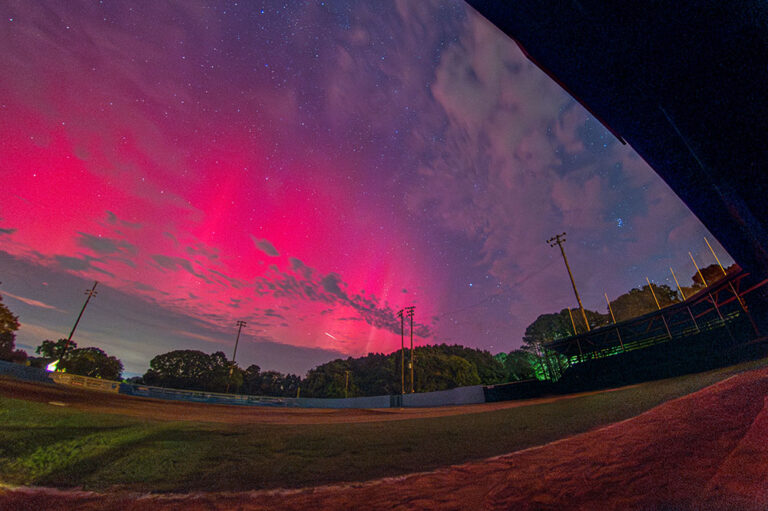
[467,1,768,280]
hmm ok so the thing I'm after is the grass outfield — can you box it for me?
[2,357,767,493]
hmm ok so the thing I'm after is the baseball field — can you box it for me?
[2,357,768,510]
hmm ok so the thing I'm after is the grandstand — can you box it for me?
[544,267,768,390]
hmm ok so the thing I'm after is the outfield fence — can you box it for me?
[0,360,54,384]
[0,360,487,408]
[51,372,121,392]
[119,382,290,406]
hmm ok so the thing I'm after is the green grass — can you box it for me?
[1,357,767,493]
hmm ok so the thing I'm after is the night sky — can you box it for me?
[0,1,731,376]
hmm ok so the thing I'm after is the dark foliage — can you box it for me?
[302,344,508,398]
[0,295,20,361]
[60,347,123,380]
[143,349,235,392]
[35,338,123,380]
[36,338,75,359]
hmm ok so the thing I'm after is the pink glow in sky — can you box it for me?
[0,1,729,375]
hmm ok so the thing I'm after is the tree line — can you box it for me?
[0,264,730,396]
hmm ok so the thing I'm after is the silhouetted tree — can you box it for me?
[143,350,232,392]
[609,284,678,322]
[246,370,301,397]
[410,350,481,391]
[495,350,537,381]
[523,308,608,348]
[242,364,262,394]
[301,344,500,397]
[36,338,75,359]
[691,263,736,288]
[303,359,352,398]
[60,347,123,380]
[0,295,20,361]
[431,345,505,384]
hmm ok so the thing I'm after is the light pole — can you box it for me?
[61,281,98,360]
[344,370,351,398]
[401,310,404,396]
[405,306,415,393]
[604,292,624,349]
[548,233,590,332]
[226,320,246,393]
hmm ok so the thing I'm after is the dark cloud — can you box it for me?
[54,254,115,278]
[186,243,219,260]
[251,236,280,257]
[0,227,16,235]
[133,281,169,295]
[320,273,345,297]
[264,308,285,319]
[104,210,142,229]
[290,257,313,279]
[111,256,136,268]
[252,259,431,337]
[257,265,430,337]
[76,232,135,255]
[151,254,209,281]
[207,268,243,289]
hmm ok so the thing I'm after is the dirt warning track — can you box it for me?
[0,377,630,424]
[3,367,768,509]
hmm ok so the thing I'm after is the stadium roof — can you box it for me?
[467,1,768,281]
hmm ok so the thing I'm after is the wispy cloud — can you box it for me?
[1,291,64,312]
[171,329,226,345]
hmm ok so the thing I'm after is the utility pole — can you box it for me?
[548,233,590,331]
[226,320,247,393]
[61,281,98,359]
[405,306,415,393]
[401,310,404,396]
